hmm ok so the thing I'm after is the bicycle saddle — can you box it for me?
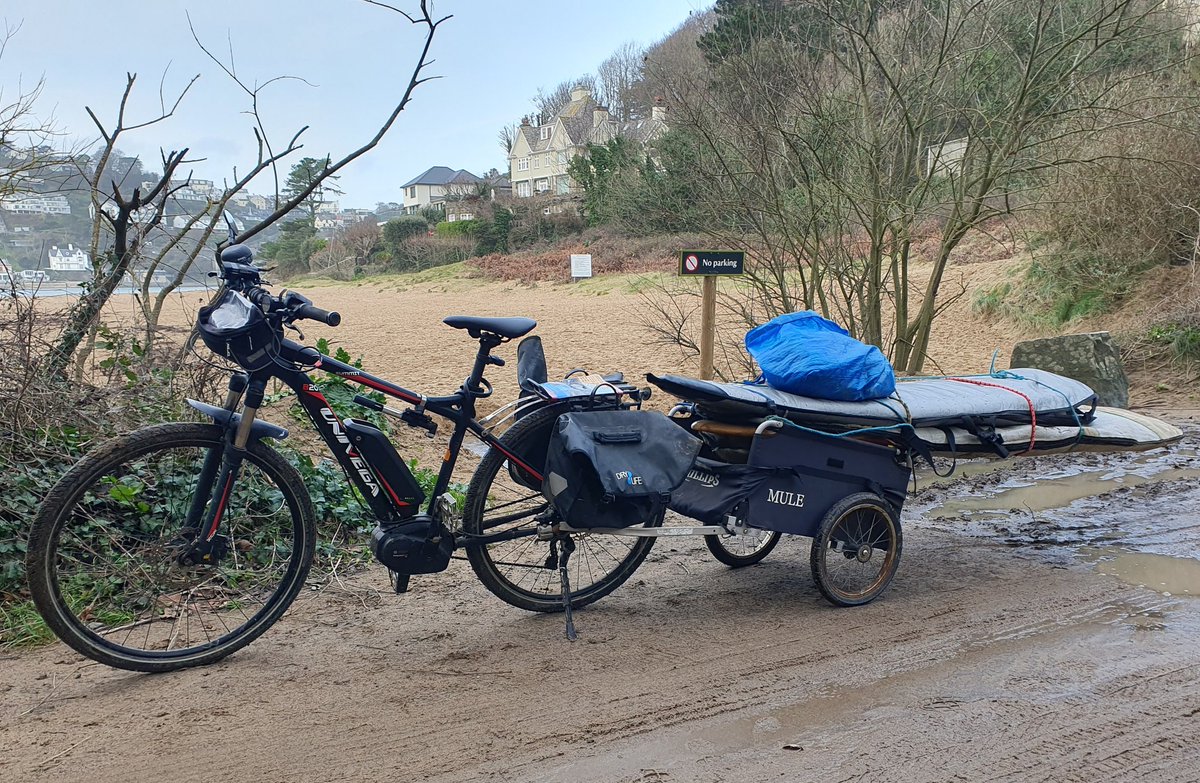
[443,315,536,339]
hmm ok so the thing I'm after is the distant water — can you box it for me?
[4,284,212,299]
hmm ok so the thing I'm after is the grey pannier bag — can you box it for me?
[543,410,701,529]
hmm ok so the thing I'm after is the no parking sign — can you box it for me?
[679,250,744,276]
[678,250,746,380]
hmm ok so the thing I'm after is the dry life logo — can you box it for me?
[614,470,644,486]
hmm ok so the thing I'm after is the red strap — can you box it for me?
[946,378,1037,455]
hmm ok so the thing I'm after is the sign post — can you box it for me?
[679,250,745,380]
[570,253,593,282]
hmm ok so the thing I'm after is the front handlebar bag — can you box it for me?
[197,289,278,371]
[543,410,701,529]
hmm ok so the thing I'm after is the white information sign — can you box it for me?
[570,253,593,279]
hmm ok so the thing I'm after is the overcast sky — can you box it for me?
[2,0,706,208]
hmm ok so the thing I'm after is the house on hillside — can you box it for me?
[445,173,512,222]
[47,243,90,273]
[508,89,669,200]
[0,194,71,215]
[400,166,483,215]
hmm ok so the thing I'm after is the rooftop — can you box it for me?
[402,166,482,188]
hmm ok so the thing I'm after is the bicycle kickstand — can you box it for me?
[549,536,579,641]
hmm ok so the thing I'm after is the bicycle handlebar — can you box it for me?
[294,302,341,327]
[217,246,339,328]
[243,286,341,329]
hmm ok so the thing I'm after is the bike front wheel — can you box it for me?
[463,404,660,613]
[27,422,316,672]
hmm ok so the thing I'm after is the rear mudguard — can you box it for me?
[186,398,289,443]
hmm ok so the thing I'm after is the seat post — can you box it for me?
[466,332,502,392]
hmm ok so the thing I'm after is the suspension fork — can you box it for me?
[184,376,265,564]
[183,374,248,533]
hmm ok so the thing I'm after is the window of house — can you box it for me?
[534,156,540,168]
[518,157,529,171]
[557,177,570,195]
[535,178,549,192]
[539,126,551,140]
[557,151,567,166]
[517,181,531,197]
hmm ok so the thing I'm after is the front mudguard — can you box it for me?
[186,398,289,444]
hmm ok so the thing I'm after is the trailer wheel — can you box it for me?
[810,492,902,607]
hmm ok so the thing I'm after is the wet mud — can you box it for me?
[6,420,1200,782]
[7,269,1200,783]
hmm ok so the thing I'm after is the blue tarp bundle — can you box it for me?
[744,311,896,401]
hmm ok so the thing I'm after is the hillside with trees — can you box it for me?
[467,0,1200,376]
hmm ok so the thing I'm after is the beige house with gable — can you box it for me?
[509,88,668,200]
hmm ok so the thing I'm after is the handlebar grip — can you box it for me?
[295,303,341,327]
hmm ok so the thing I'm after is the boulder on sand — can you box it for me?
[1010,332,1129,408]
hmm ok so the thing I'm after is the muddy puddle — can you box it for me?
[909,425,1200,595]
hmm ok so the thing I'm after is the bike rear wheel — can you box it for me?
[463,404,659,613]
[27,423,315,672]
[705,527,781,567]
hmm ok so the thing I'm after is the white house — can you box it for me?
[400,166,482,214]
[47,244,90,272]
[0,194,71,215]
[508,90,669,199]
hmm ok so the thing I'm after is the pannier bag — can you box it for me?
[744,311,895,401]
[544,410,701,529]
[197,289,278,371]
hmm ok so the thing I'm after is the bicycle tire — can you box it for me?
[705,528,782,567]
[810,492,902,607]
[463,404,660,613]
[27,422,316,672]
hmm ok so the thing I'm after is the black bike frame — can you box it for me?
[245,336,545,522]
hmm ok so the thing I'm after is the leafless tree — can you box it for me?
[44,0,450,376]
[307,217,382,279]
[497,121,519,155]
[0,22,60,199]
[629,13,710,116]
[596,41,644,121]
[532,75,595,121]
[643,0,1195,374]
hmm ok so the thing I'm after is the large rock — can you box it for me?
[1010,332,1128,408]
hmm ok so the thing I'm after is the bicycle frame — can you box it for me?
[190,325,627,558]
[240,335,546,523]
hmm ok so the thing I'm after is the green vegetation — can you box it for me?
[260,218,326,278]
[1149,322,1200,367]
[435,219,476,238]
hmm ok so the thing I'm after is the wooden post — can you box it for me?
[681,249,743,380]
[699,275,716,380]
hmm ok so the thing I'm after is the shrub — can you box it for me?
[1030,95,1200,316]
[382,215,429,255]
[386,234,473,273]
[435,219,476,238]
